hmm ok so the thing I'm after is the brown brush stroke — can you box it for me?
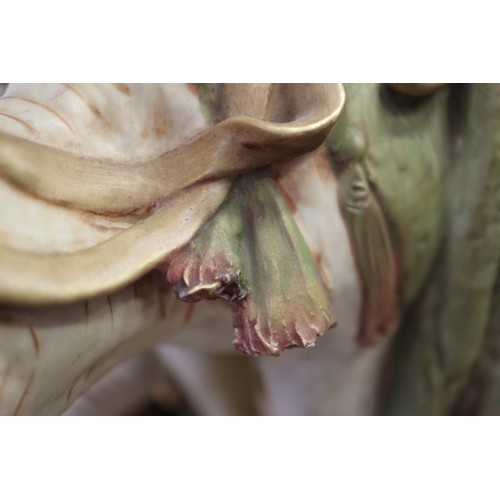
[113,83,131,95]
[1,95,74,133]
[107,295,114,331]
[186,84,200,97]
[0,364,11,400]
[0,112,36,134]
[66,378,78,402]
[13,372,34,416]
[60,83,110,126]
[28,325,40,356]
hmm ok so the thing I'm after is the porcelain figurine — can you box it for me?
[0,83,497,415]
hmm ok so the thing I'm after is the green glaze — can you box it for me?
[326,84,500,414]
[176,84,499,412]
[167,172,335,356]
[457,271,500,415]
[336,162,399,344]
[197,83,218,124]
[327,84,449,310]
[384,84,500,415]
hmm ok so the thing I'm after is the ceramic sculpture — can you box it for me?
[0,83,497,415]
